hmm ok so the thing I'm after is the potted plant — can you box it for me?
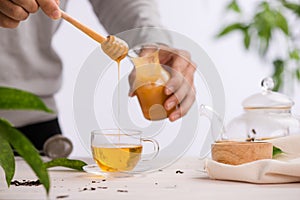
[0,87,86,194]
[217,0,300,91]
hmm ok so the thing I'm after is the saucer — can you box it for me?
[83,164,150,178]
[83,164,105,176]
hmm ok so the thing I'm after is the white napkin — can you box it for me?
[204,135,300,183]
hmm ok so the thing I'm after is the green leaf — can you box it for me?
[0,134,15,187]
[252,2,289,55]
[0,87,53,113]
[273,59,285,75]
[289,49,300,60]
[282,1,300,17]
[216,23,246,37]
[243,29,251,49]
[272,59,285,91]
[274,11,289,35]
[254,10,273,55]
[296,68,300,80]
[227,0,241,13]
[0,118,13,126]
[0,119,50,194]
[45,158,87,171]
[273,145,284,157]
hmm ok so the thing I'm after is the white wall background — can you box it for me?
[53,0,300,157]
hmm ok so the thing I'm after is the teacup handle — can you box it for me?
[141,138,159,161]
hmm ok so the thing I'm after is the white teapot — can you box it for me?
[200,77,300,142]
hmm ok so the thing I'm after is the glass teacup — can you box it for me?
[91,129,159,173]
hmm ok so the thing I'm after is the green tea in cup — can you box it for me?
[91,129,158,172]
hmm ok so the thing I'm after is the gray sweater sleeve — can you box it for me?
[88,0,172,47]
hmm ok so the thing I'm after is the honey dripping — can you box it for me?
[114,53,127,139]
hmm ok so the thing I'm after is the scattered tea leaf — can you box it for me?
[117,189,128,193]
[44,158,87,171]
[56,195,69,199]
[11,180,41,186]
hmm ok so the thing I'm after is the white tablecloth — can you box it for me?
[0,157,299,200]
[205,135,300,183]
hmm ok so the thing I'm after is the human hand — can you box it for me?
[159,45,196,122]
[0,0,61,28]
[128,45,196,122]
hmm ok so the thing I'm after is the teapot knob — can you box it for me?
[261,77,274,91]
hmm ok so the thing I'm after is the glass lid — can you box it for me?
[242,77,294,109]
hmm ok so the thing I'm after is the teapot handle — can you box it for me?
[199,104,227,159]
[199,104,227,140]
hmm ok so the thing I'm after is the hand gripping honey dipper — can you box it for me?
[60,10,128,61]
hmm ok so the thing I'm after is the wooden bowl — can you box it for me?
[211,141,273,165]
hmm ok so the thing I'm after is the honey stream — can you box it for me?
[115,54,126,141]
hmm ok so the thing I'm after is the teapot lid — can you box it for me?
[242,77,294,109]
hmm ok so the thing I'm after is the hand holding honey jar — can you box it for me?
[128,44,196,121]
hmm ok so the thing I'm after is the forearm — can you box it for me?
[89,0,172,47]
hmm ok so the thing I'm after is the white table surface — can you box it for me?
[0,156,299,200]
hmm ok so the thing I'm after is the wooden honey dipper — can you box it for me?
[60,10,128,61]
